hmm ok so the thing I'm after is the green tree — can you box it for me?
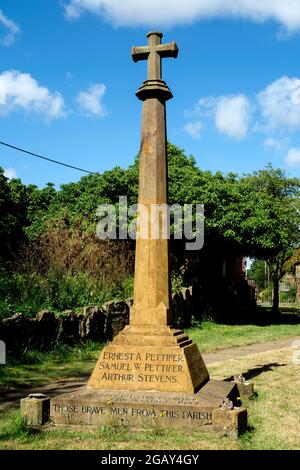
[0,169,30,260]
[2,148,300,318]
[235,167,300,313]
[248,259,268,291]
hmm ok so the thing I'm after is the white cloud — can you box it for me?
[215,95,251,140]
[263,137,289,151]
[77,83,107,117]
[257,76,300,131]
[184,120,203,139]
[198,96,219,112]
[4,167,17,180]
[185,94,251,140]
[286,148,300,167]
[64,0,300,32]
[0,70,65,121]
[0,10,20,47]
[187,75,300,143]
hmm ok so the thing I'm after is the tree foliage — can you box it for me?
[0,144,300,316]
[248,259,268,291]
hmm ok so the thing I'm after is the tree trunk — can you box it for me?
[272,276,280,315]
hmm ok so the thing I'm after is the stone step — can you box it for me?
[178,339,193,348]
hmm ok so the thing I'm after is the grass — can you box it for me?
[0,341,102,390]
[1,315,300,391]
[209,348,300,450]
[187,317,300,353]
[1,313,300,449]
[0,347,299,450]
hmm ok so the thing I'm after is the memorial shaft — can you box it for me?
[131,31,178,327]
[88,32,209,393]
[51,33,243,430]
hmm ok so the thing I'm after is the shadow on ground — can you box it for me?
[224,362,287,382]
[0,375,89,412]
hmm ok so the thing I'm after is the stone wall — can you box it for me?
[0,301,130,356]
[0,289,194,356]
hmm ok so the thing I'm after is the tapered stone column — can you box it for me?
[88,32,209,393]
[131,72,173,328]
[50,33,244,434]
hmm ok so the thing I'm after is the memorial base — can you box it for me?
[50,380,247,436]
[87,325,210,394]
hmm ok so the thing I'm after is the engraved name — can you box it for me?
[98,352,185,384]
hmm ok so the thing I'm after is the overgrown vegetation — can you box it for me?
[1,143,300,318]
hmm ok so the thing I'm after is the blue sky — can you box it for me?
[0,0,300,187]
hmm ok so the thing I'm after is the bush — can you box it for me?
[0,224,135,319]
[0,270,134,319]
[279,284,296,303]
[259,286,273,303]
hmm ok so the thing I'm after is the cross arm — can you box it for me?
[157,42,179,59]
[132,46,150,63]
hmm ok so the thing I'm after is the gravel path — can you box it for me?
[202,336,299,364]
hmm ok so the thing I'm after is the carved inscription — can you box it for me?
[53,403,212,422]
[98,392,208,406]
[98,352,184,384]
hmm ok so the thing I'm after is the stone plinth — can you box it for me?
[51,381,242,433]
[21,395,50,426]
[212,406,248,438]
[47,31,248,438]
[88,326,209,393]
[235,380,255,399]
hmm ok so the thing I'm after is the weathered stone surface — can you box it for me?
[212,406,248,438]
[132,32,178,82]
[60,311,81,345]
[88,340,209,393]
[129,34,178,330]
[35,310,61,350]
[88,33,209,395]
[21,395,50,426]
[172,289,193,328]
[0,313,35,355]
[51,380,239,431]
[49,32,248,439]
[104,301,129,340]
[234,377,255,399]
[79,307,107,341]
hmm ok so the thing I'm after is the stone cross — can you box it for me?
[88,32,209,394]
[50,33,243,435]
[132,31,178,81]
[130,32,179,328]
